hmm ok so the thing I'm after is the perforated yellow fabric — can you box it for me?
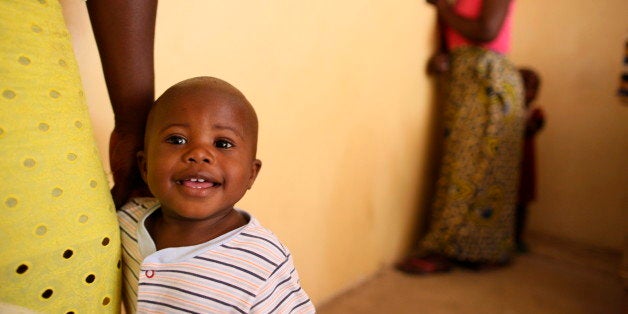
[0,1,121,312]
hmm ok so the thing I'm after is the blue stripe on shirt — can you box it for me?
[241,232,288,256]
[155,269,256,297]
[194,255,266,281]
[221,244,278,266]
[251,275,292,310]
[268,287,304,314]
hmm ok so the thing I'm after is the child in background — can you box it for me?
[516,68,545,252]
[118,77,315,313]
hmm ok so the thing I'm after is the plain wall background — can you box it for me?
[61,0,627,305]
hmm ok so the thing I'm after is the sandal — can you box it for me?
[395,254,453,275]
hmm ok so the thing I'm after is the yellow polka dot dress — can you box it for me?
[0,1,121,312]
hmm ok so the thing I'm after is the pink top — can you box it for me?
[445,0,515,54]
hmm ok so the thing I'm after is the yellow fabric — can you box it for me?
[0,1,121,313]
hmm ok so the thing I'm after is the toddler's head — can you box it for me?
[138,77,262,220]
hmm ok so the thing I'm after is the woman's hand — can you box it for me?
[109,127,151,208]
[427,52,450,74]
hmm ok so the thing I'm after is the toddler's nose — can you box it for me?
[183,146,214,164]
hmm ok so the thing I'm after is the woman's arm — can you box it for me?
[429,0,511,43]
[86,0,157,207]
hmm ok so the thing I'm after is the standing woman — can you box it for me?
[399,0,525,273]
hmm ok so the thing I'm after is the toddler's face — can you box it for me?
[139,87,261,221]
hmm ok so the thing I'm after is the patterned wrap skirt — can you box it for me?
[419,46,525,263]
[0,1,121,312]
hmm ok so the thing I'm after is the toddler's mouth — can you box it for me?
[177,177,220,189]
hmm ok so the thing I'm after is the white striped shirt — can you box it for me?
[119,198,315,313]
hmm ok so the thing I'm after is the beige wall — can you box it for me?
[62,0,438,304]
[61,0,628,307]
[510,0,628,251]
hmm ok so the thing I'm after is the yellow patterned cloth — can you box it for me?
[0,1,121,313]
[419,46,525,263]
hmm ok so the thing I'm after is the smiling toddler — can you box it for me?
[118,77,314,313]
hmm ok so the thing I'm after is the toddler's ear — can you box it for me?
[247,159,262,190]
[136,151,148,183]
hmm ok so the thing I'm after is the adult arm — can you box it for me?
[86,0,157,207]
[428,0,511,43]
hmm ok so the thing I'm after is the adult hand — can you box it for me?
[427,52,450,74]
[109,127,151,208]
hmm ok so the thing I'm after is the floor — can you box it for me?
[317,234,626,314]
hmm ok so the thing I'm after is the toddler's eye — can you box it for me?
[215,140,233,149]
[165,135,187,145]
